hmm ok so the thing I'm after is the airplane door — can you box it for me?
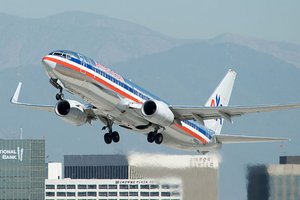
[78,55,86,75]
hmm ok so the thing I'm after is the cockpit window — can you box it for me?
[48,50,98,67]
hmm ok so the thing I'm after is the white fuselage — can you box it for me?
[42,51,220,152]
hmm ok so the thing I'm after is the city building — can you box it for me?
[46,162,63,180]
[47,153,219,200]
[247,156,300,200]
[64,155,128,179]
[45,178,182,200]
[0,139,45,200]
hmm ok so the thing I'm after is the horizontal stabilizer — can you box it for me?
[215,134,289,144]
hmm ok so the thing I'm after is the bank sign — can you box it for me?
[0,147,24,161]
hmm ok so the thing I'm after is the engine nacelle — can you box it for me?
[55,100,88,126]
[141,100,174,126]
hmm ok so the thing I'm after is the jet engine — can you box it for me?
[141,100,174,126]
[55,100,88,126]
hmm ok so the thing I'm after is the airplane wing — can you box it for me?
[170,103,300,124]
[11,82,103,120]
[11,82,55,112]
[215,134,289,144]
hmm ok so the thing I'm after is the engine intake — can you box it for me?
[55,100,88,126]
[141,100,174,126]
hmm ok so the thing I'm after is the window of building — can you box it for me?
[150,192,159,196]
[120,184,129,189]
[78,184,87,189]
[109,192,117,196]
[46,185,55,189]
[120,192,128,196]
[161,192,171,196]
[162,184,170,189]
[99,192,108,196]
[46,192,55,197]
[99,184,108,189]
[57,185,66,189]
[130,184,138,189]
[129,192,138,196]
[88,184,97,189]
[78,192,87,196]
[67,192,76,196]
[150,184,159,189]
[140,185,150,189]
[67,185,76,189]
[87,192,97,196]
[57,192,66,197]
[171,191,181,196]
[109,184,117,189]
[140,192,149,196]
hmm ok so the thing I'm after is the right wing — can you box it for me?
[11,82,55,112]
[170,103,300,124]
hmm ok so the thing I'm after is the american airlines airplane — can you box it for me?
[11,50,300,153]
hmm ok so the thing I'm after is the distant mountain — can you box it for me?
[0,11,182,70]
[210,33,300,68]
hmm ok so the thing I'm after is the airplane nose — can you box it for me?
[42,57,56,70]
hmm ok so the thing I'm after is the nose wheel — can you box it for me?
[56,92,64,101]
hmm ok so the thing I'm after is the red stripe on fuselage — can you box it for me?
[43,56,209,144]
[175,124,208,144]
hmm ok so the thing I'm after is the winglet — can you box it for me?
[11,82,22,104]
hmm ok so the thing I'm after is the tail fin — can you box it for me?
[204,69,236,134]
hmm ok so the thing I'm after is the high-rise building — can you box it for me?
[0,139,45,200]
[247,156,300,200]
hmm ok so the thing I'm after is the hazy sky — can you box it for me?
[1,0,300,44]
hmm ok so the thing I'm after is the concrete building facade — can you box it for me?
[59,153,219,200]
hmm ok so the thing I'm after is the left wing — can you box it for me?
[11,82,55,112]
[170,103,300,124]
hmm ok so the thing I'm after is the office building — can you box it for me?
[0,139,45,200]
[45,178,182,200]
[60,153,219,200]
[247,156,300,200]
[64,155,128,179]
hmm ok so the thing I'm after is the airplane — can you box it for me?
[10,50,300,153]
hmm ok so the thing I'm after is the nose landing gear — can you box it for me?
[49,78,64,100]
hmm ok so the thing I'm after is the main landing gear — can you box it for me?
[147,131,163,145]
[102,119,120,144]
[50,78,64,100]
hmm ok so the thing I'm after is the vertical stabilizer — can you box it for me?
[204,69,236,134]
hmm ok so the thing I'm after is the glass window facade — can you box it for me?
[0,139,45,200]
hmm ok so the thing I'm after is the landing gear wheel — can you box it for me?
[147,132,155,143]
[112,131,120,143]
[104,133,112,144]
[154,133,163,144]
[56,93,64,101]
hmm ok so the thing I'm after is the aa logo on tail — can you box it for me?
[210,94,223,125]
